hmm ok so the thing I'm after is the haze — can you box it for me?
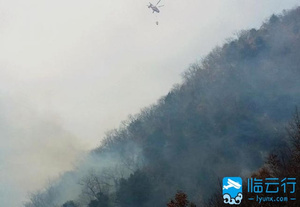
[0,0,299,206]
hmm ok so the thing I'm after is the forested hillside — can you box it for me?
[25,7,300,207]
[204,109,300,207]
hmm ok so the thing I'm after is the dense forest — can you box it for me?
[24,7,300,207]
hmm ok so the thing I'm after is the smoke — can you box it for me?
[0,94,85,205]
[0,0,299,206]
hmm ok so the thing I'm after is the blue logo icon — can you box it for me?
[223,177,243,205]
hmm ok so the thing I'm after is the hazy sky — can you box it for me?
[0,0,299,206]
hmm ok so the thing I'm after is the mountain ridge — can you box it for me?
[25,6,300,207]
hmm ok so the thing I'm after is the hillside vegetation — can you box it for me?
[25,7,300,207]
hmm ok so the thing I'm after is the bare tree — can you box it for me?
[79,169,112,200]
[24,184,59,207]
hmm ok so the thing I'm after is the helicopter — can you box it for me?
[148,0,164,13]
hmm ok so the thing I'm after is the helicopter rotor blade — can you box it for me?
[158,5,164,7]
[156,0,161,6]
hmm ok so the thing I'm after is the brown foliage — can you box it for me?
[167,192,196,207]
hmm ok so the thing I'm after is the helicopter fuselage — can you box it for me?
[148,4,160,13]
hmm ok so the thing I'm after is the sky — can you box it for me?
[0,0,299,206]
